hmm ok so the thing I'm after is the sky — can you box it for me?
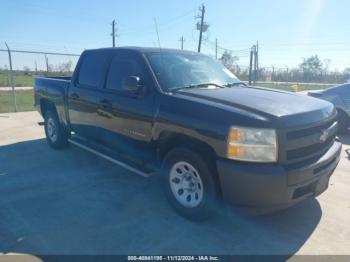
[0,0,349,71]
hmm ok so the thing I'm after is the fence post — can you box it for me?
[5,42,17,112]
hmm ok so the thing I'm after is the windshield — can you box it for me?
[146,52,241,91]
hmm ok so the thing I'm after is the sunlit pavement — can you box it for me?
[0,112,349,256]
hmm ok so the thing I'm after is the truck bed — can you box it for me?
[34,76,71,122]
[34,76,71,91]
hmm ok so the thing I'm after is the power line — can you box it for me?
[204,39,251,53]
[119,7,197,35]
[203,41,251,57]
[260,42,350,47]
[0,49,80,56]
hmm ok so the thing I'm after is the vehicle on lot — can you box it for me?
[308,84,350,133]
[34,47,342,220]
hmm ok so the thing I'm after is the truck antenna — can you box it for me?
[153,18,162,49]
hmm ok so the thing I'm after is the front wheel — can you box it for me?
[44,110,68,149]
[162,147,219,221]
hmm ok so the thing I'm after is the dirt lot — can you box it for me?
[0,111,349,256]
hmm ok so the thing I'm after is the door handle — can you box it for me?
[100,98,112,108]
[71,93,79,100]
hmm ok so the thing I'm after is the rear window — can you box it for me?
[78,52,109,88]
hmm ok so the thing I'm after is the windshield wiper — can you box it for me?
[175,83,225,91]
[224,82,247,87]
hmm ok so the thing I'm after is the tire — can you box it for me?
[44,110,68,149]
[337,110,349,134]
[162,147,219,221]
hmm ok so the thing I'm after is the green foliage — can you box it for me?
[344,67,350,76]
[257,82,333,92]
[0,90,35,113]
[300,55,323,73]
[0,72,33,87]
[220,51,239,70]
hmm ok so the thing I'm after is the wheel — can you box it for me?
[162,147,219,221]
[337,110,349,134]
[44,110,68,149]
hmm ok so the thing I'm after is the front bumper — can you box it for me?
[216,141,342,209]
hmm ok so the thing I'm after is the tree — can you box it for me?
[344,68,350,82]
[220,51,238,70]
[58,61,73,72]
[323,59,331,72]
[23,66,31,75]
[299,55,323,81]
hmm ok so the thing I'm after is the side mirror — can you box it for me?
[122,76,142,93]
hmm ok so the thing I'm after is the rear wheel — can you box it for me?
[44,110,68,149]
[162,147,219,221]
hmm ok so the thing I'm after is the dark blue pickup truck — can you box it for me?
[34,47,341,220]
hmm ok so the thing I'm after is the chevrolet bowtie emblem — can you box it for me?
[320,129,329,143]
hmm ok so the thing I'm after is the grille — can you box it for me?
[287,137,334,161]
[281,117,337,164]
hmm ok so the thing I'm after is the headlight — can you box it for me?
[227,127,278,163]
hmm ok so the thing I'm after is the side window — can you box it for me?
[78,52,109,88]
[106,56,144,91]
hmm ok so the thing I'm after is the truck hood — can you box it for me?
[178,86,335,128]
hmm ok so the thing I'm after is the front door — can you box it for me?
[98,51,156,160]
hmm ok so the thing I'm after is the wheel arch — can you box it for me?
[40,98,58,117]
[157,131,216,161]
[157,131,223,199]
[336,107,350,133]
[336,107,350,119]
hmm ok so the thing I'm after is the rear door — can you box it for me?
[68,51,111,139]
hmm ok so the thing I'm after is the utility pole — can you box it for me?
[5,42,17,112]
[45,55,49,73]
[197,4,205,53]
[112,19,117,48]
[253,45,258,86]
[215,38,218,59]
[179,36,185,50]
[248,46,255,86]
[254,40,259,84]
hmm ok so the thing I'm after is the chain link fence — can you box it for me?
[232,65,348,92]
[1,45,349,113]
[0,46,80,113]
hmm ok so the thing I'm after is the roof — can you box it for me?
[84,46,201,55]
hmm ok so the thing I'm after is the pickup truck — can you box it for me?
[34,47,342,220]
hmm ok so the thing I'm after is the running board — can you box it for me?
[68,138,151,178]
